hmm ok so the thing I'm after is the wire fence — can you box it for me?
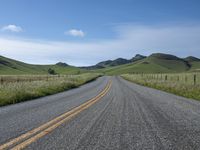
[0,74,82,84]
[125,72,200,85]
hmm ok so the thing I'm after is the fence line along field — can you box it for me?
[0,73,101,106]
[122,72,200,101]
[0,74,78,84]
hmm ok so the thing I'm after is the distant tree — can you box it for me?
[48,68,56,75]
[77,70,81,74]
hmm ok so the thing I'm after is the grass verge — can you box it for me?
[121,73,200,101]
[0,73,101,106]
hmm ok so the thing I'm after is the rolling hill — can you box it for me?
[82,54,146,69]
[1,53,200,75]
[95,53,200,75]
[0,55,85,75]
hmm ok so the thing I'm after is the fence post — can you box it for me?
[194,74,196,85]
[0,77,2,84]
[165,75,167,81]
[185,76,187,83]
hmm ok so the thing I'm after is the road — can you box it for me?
[0,76,200,150]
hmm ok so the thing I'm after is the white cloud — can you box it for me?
[1,24,23,32]
[0,24,200,66]
[65,29,85,37]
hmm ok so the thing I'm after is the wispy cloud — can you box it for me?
[1,24,200,66]
[65,29,85,37]
[1,24,23,32]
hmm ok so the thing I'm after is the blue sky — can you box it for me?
[0,0,200,66]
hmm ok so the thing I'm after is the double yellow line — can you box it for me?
[0,81,112,150]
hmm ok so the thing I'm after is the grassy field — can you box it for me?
[122,73,200,101]
[96,54,200,75]
[0,73,101,106]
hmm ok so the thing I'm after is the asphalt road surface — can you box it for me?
[0,76,200,150]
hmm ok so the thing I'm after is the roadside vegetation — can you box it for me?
[122,73,200,101]
[0,73,101,106]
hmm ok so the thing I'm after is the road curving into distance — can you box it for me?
[0,76,200,149]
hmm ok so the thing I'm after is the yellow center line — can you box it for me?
[0,81,112,150]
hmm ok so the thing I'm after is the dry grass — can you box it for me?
[0,73,101,106]
[122,73,200,101]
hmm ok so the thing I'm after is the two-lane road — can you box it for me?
[1,76,200,149]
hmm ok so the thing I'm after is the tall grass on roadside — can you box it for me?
[0,73,101,106]
[121,73,200,101]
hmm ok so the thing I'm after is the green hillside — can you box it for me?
[97,53,200,75]
[0,55,86,75]
[1,53,200,75]
[184,56,200,72]
[190,61,200,72]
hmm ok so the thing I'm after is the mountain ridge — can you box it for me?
[94,53,200,75]
[0,53,200,75]
[82,54,146,70]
